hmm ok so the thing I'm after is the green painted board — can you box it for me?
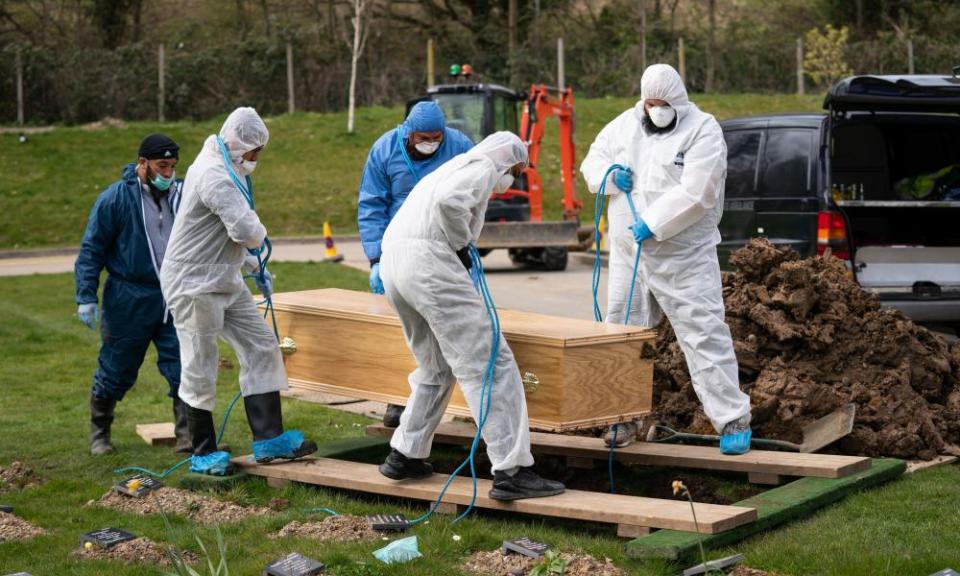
[626,458,906,561]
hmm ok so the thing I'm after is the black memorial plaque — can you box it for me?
[114,474,163,498]
[263,552,325,576]
[0,505,13,513]
[366,514,409,532]
[81,527,137,549]
[502,537,550,558]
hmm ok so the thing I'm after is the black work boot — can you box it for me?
[379,448,433,480]
[186,405,219,457]
[172,397,193,453]
[489,467,566,501]
[244,392,318,464]
[383,404,405,428]
[186,405,235,476]
[90,395,116,456]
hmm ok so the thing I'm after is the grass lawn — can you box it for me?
[0,93,823,251]
[1,262,959,574]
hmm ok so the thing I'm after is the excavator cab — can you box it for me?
[405,81,583,270]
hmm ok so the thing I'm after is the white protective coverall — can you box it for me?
[580,64,751,433]
[380,131,535,473]
[160,107,286,412]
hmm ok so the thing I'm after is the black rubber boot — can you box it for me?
[172,397,193,453]
[378,449,433,480]
[244,392,318,464]
[186,405,219,457]
[489,467,566,501]
[90,395,116,456]
[383,404,405,428]
[243,392,285,441]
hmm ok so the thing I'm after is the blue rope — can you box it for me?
[408,244,499,527]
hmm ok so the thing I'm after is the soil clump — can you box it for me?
[0,462,41,491]
[651,239,960,460]
[95,486,270,524]
[462,550,627,576]
[73,536,197,566]
[271,514,378,543]
[0,511,46,542]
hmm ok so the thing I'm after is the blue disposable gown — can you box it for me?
[74,163,182,400]
[357,126,474,263]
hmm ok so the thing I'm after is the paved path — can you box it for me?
[0,238,606,321]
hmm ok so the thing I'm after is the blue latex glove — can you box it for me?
[77,303,99,330]
[369,263,384,295]
[254,269,273,297]
[630,218,653,243]
[612,167,633,193]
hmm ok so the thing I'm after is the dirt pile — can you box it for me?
[271,515,378,542]
[73,537,197,565]
[0,461,41,491]
[652,238,960,460]
[462,550,627,576]
[95,487,270,524]
[0,511,47,542]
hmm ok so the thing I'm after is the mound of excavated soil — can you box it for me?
[95,487,270,524]
[462,550,627,576]
[271,515,378,543]
[73,537,197,566]
[0,462,41,491]
[0,511,47,542]
[652,239,960,460]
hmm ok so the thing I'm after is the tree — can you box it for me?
[345,0,376,133]
[803,24,853,88]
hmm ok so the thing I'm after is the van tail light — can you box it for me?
[817,210,850,260]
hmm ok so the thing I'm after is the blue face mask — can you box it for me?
[150,171,174,191]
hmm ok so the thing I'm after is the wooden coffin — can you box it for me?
[270,288,654,432]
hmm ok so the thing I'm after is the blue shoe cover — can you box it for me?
[252,430,306,461]
[720,428,752,455]
[190,451,232,476]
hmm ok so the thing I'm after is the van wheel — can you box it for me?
[507,247,568,271]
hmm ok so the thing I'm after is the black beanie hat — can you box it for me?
[138,133,180,160]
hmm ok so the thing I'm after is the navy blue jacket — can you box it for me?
[75,163,181,307]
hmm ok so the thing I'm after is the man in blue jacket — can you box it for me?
[358,101,474,428]
[75,134,190,455]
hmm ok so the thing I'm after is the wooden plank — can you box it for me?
[136,422,176,446]
[626,458,906,561]
[367,423,872,479]
[617,524,652,538]
[905,455,958,474]
[231,456,757,534]
[747,472,785,486]
[270,288,655,347]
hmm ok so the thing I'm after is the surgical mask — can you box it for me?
[647,105,676,128]
[236,159,257,176]
[494,173,514,194]
[414,141,440,155]
[150,171,175,191]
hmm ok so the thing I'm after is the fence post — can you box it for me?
[677,37,686,84]
[157,44,165,123]
[796,37,805,96]
[557,37,565,91]
[427,38,435,88]
[907,39,914,74]
[286,42,295,114]
[15,47,24,126]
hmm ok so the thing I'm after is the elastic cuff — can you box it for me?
[369,257,380,267]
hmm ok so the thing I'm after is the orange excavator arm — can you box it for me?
[519,85,582,222]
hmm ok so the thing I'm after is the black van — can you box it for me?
[718,73,960,324]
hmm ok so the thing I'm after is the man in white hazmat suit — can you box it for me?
[161,107,317,475]
[378,132,566,500]
[580,64,753,455]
